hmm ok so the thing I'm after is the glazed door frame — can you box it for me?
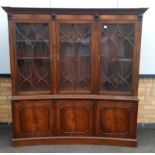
[55,15,97,94]
[96,19,141,96]
[9,17,54,95]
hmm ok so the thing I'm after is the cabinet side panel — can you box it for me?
[8,20,17,95]
[132,21,142,96]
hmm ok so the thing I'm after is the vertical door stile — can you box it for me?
[91,21,101,94]
[96,22,102,94]
[50,20,58,94]
[55,21,60,93]
[91,23,95,93]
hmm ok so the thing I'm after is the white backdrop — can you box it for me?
[0,0,154,74]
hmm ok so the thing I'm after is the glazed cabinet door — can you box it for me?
[56,17,95,94]
[99,23,136,95]
[12,21,52,94]
[12,101,55,138]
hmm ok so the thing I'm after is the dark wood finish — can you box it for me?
[11,94,139,101]
[12,137,137,147]
[12,101,55,138]
[3,7,147,147]
[56,101,94,136]
[132,21,143,96]
[96,101,138,138]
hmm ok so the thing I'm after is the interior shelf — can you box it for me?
[17,57,50,60]
[16,40,49,43]
[59,40,90,43]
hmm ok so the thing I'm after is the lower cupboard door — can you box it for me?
[56,101,94,136]
[96,101,138,138]
[12,101,54,138]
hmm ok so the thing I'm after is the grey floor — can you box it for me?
[0,126,155,153]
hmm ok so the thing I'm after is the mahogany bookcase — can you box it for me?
[3,7,147,147]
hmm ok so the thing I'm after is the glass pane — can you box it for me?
[59,23,91,92]
[100,24,135,92]
[15,23,51,93]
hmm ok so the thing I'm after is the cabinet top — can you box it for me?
[2,7,148,15]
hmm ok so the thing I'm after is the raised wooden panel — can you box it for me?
[61,107,89,132]
[56,101,94,136]
[19,107,49,134]
[100,107,129,135]
[96,101,138,138]
[12,101,54,138]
